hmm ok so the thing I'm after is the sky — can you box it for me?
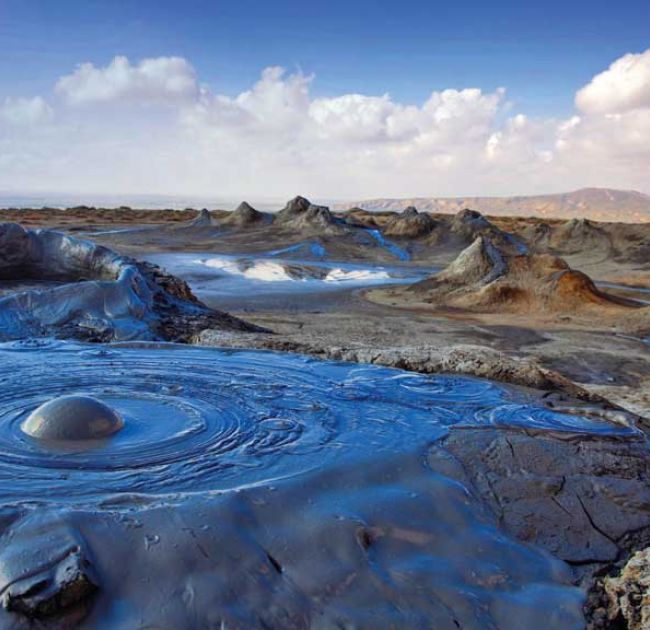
[0,0,649,201]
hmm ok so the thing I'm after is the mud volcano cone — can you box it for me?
[383,206,437,238]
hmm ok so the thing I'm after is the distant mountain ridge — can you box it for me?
[337,188,650,223]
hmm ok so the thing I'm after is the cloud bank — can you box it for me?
[1,50,649,199]
[55,56,198,105]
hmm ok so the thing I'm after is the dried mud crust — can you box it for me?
[586,547,650,629]
[430,427,650,629]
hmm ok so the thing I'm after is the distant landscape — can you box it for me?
[4,187,650,224]
[340,187,650,222]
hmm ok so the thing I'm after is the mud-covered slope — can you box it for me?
[0,223,261,342]
[377,206,527,254]
[515,217,650,267]
[0,342,644,628]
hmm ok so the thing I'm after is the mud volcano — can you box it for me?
[405,235,640,314]
[0,339,643,627]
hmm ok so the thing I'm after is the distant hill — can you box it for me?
[337,188,650,223]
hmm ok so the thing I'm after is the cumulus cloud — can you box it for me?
[0,50,649,198]
[486,114,556,163]
[176,68,512,196]
[560,49,650,188]
[184,66,312,136]
[0,96,53,126]
[55,55,198,105]
[184,69,505,157]
[308,88,505,144]
[576,49,650,114]
[552,108,650,186]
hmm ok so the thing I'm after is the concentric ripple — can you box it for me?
[0,341,638,503]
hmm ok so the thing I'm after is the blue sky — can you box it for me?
[2,0,649,116]
[0,0,648,199]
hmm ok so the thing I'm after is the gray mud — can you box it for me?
[0,223,259,342]
[0,341,643,627]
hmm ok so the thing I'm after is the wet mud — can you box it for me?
[0,223,260,342]
[0,341,642,627]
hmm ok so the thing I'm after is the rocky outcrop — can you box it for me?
[409,235,637,314]
[383,206,437,238]
[0,223,263,342]
[597,548,650,629]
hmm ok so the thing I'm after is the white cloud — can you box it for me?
[55,55,198,105]
[0,96,53,126]
[310,94,409,141]
[178,70,509,196]
[0,50,649,198]
[184,67,312,137]
[576,49,650,114]
[552,108,650,185]
[307,88,505,145]
[486,114,556,163]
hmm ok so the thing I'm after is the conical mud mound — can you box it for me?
[189,208,215,228]
[274,196,344,234]
[383,206,437,238]
[548,218,613,255]
[409,236,639,313]
[449,208,527,252]
[221,202,268,228]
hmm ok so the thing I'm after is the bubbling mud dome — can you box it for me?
[0,340,641,628]
[21,395,124,442]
